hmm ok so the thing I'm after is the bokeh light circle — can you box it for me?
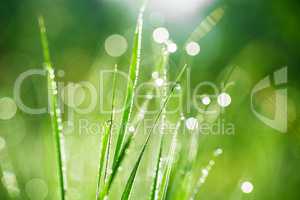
[185,41,200,56]
[201,96,211,105]
[105,34,128,57]
[0,97,17,120]
[241,181,254,193]
[153,27,169,44]
[217,92,231,107]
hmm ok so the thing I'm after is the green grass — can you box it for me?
[33,5,224,200]
[38,16,67,200]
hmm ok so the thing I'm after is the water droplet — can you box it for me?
[209,160,215,166]
[214,148,223,157]
[128,126,135,133]
[155,78,164,87]
[202,169,208,176]
[201,96,211,105]
[217,92,231,107]
[175,84,181,91]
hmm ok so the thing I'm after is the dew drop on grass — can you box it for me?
[214,148,223,157]
[175,84,181,91]
[202,169,208,176]
[128,126,135,133]
[201,95,211,105]
[209,160,215,166]
[155,78,164,87]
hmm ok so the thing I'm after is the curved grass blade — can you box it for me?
[120,64,187,200]
[156,120,181,200]
[149,139,163,200]
[112,3,145,167]
[38,16,66,200]
[98,5,146,200]
[186,6,225,43]
[96,65,118,200]
[150,48,170,200]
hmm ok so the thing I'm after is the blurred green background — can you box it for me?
[0,0,300,199]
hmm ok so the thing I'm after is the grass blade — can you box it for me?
[112,3,145,166]
[149,48,169,200]
[149,139,163,200]
[38,16,66,200]
[156,121,181,200]
[120,64,187,200]
[98,6,146,200]
[187,6,225,43]
[96,65,118,200]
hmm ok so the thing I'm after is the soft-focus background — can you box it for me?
[1,0,300,199]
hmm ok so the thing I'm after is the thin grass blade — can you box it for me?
[96,65,118,199]
[112,3,145,166]
[120,64,187,200]
[149,139,163,200]
[187,6,225,43]
[156,121,181,200]
[38,16,66,200]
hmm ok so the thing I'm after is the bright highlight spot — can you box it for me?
[214,148,223,157]
[128,126,135,133]
[185,117,199,130]
[155,78,164,87]
[186,42,200,56]
[201,96,211,105]
[25,178,48,200]
[202,169,208,176]
[153,27,169,44]
[217,92,231,107]
[105,34,128,57]
[0,97,17,120]
[241,181,254,194]
[166,41,177,53]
